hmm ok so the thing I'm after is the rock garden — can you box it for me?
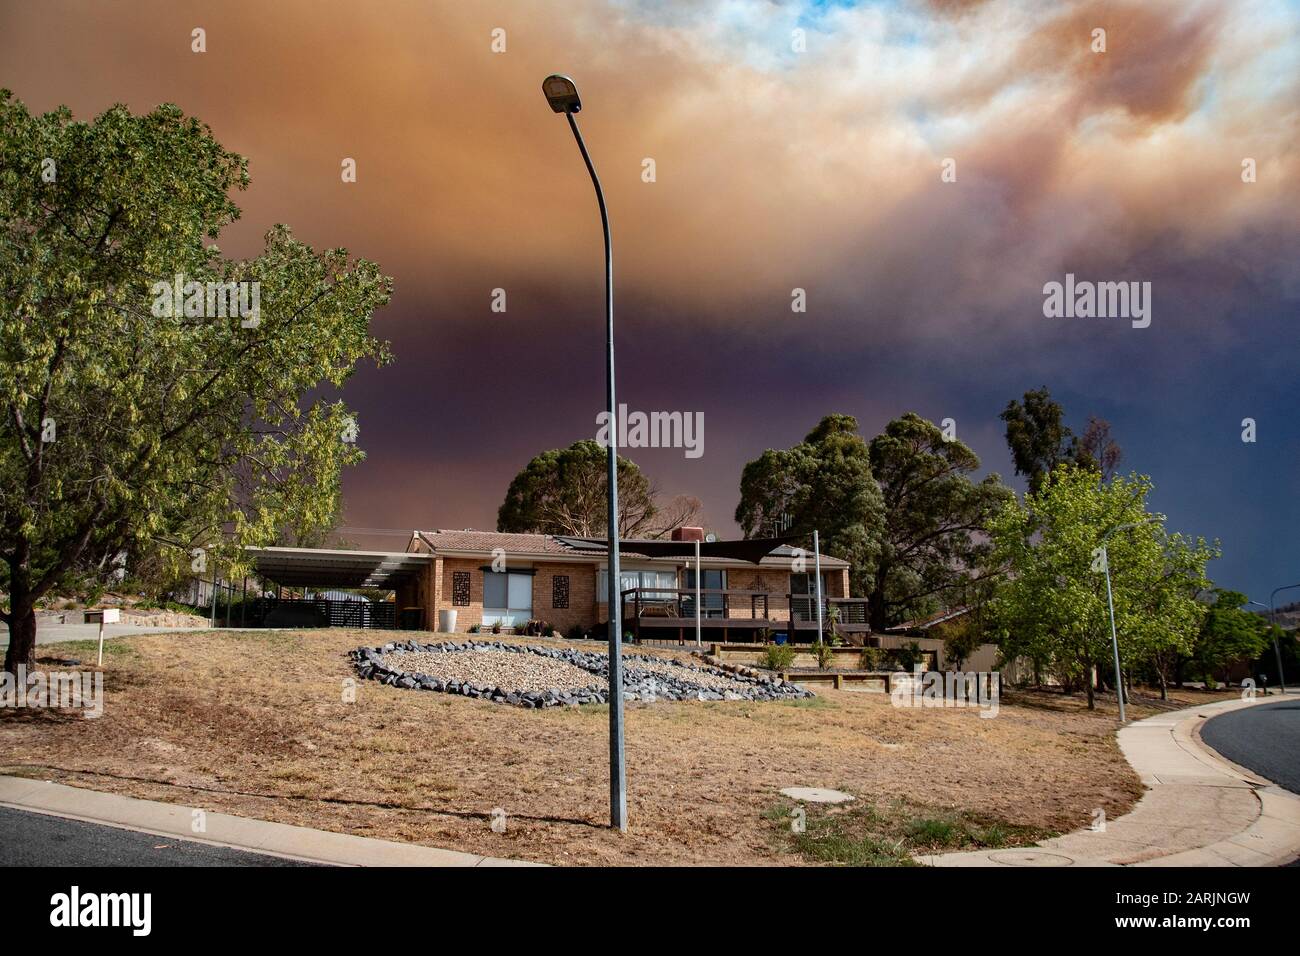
[351,639,815,708]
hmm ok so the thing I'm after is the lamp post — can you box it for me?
[1268,584,1299,694]
[1242,599,1277,695]
[1096,518,1157,723]
[543,74,626,831]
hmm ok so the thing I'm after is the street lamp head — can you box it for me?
[542,74,582,113]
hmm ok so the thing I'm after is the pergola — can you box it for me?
[246,546,432,590]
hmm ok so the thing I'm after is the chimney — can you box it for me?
[671,526,705,542]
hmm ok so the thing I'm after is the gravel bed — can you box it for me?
[377,648,594,693]
[351,640,814,708]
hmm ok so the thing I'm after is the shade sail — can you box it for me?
[556,535,806,564]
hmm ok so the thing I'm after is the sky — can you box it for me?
[1,0,1297,601]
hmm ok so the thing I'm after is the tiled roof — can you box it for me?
[417,530,574,555]
[414,529,850,568]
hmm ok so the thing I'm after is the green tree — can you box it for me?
[865,413,1012,630]
[734,414,885,593]
[0,94,391,673]
[496,439,699,538]
[989,467,1214,708]
[1189,589,1271,687]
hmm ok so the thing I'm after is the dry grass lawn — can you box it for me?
[0,629,1225,866]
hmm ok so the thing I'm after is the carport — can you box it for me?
[246,546,433,629]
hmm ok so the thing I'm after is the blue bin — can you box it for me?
[774,632,788,645]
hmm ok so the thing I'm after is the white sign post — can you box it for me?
[694,538,702,646]
[84,608,121,666]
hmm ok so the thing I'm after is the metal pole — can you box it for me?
[210,569,218,627]
[1269,585,1298,694]
[694,538,701,646]
[813,530,824,644]
[241,576,247,628]
[1102,547,1126,723]
[565,110,625,832]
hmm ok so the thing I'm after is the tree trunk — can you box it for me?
[1159,674,1167,701]
[867,577,889,633]
[1085,664,1096,710]
[3,604,38,675]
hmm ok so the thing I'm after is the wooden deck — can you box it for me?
[621,587,870,644]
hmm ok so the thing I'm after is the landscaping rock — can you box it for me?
[350,640,815,710]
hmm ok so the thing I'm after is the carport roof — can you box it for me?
[247,547,432,588]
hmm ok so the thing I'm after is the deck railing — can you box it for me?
[619,588,870,632]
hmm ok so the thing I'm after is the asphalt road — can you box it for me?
[1201,696,1300,795]
[0,806,318,867]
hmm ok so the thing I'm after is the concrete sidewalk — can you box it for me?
[919,692,1300,867]
[0,776,540,867]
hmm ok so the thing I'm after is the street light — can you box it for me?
[1096,518,1158,723]
[1268,584,1299,694]
[542,73,627,831]
[1242,599,1281,695]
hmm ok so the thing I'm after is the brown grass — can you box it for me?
[0,629,1202,866]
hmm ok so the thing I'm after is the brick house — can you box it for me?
[395,527,863,643]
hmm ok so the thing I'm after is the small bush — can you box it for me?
[491,621,502,635]
[895,641,924,671]
[812,640,835,671]
[858,647,883,671]
[759,644,796,671]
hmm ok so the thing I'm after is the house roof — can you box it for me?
[885,606,972,633]
[410,529,850,568]
[247,546,433,588]
[413,529,573,555]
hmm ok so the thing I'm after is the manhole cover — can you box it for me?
[779,787,855,804]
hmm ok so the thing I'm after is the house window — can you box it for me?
[789,572,828,621]
[451,571,471,607]
[684,568,727,618]
[597,568,678,602]
[552,575,570,609]
[483,571,533,627]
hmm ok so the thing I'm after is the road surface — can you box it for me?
[1201,696,1300,795]
[0,806,319,866]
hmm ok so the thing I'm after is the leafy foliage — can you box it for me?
[1000,388,1120,491]
[735,414,885,593]
[496,439,700,538]
[865,413,1011,630]
[0,93,391,671]
[1189,589,1272,685]
[988,467,1214,707]
[758,643,796,671]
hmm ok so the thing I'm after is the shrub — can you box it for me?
[858,647,883,671]
[895,641,924,671]
[812,640,835,671]
[491,621,502,635]
[759,644,796,671]
[566,624,587,641]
